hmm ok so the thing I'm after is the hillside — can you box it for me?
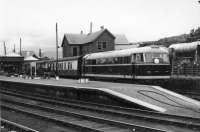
[139,27,200,47]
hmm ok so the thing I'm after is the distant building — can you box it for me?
[21,51,36,58]
[114,34,130,50]
[61,28,115,58]
[0,52,24,74]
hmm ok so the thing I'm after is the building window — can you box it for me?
[97,41,107,50]
[73,47,77,56]
[103,42,107,49]
[98,42,102,50]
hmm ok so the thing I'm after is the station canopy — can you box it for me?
[24,56,39,61]
[0,52,24,62]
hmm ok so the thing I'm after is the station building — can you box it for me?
[61,28,130,58]
[0,52,24,74]
[61,28,115,58]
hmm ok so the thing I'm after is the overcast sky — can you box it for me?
[0,0,200,56]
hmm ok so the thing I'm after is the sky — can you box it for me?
[0,0,200,57]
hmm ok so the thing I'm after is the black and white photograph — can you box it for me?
[0,0,200,131]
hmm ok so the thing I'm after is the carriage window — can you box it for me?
[64,62,66,70]
[117,57,123,64]
[92,60,96,65]
[124,56,130,64]
[135,53,144,62]
[68,62,72,70]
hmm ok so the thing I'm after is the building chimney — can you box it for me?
[90,22,93,34]
[100,25,104,30]
[80,30,83,34]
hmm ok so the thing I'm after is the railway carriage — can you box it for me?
[82,46,171,80]
[36,56,81,78]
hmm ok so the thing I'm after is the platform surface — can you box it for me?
[0,76,200,118]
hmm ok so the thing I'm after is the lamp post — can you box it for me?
[56,23,58,76]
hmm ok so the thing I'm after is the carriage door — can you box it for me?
[131,54,136,78]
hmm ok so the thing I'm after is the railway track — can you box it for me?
[1,89,200,132]
[1,96,167,132]
[1,118,39,132]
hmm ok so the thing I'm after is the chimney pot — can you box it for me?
[100,26,104,30]
[90,22,93,34]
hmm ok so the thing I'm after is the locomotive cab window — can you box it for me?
[144,53,169,63]
[132,53,144,63]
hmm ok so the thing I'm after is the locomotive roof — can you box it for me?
[169,41,200,53]
[84,46,168,60]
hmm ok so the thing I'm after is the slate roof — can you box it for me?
[6,52,21,57]
[62,29,115,46]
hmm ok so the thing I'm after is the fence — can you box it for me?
[172,64,200,76]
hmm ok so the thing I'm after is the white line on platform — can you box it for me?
[100,88,166,113]
[152,86,200,106]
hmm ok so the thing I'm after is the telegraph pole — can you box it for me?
[4,41,6,56]
[20,38,22,56]
[13,44,16,53]
[56,23,58,77]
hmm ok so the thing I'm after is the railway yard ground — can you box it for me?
[1,75,200,132]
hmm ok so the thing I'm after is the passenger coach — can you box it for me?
[36,56,81,78]
[82,46,171,80]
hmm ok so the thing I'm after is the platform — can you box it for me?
[0,76,200,118]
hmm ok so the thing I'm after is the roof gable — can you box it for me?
[61,29,115,46]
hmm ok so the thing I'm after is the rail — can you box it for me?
[1,89,200,131]
[1,118,39,132]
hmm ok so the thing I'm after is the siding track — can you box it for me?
[1,89,200,132]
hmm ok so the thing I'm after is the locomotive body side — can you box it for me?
[82,46,171,80]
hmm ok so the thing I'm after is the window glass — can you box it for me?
[97,42,102,50]
[97,41,107,50]
[92,60,96,65]
[135,53,144,62]
[103,42,107,49]
[73,47,78,56]
[144,53,169,63]
[124,56,131,64]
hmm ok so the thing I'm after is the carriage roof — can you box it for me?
[169,41,200,53]
[84,46,168,60]
[36,56,80,64]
